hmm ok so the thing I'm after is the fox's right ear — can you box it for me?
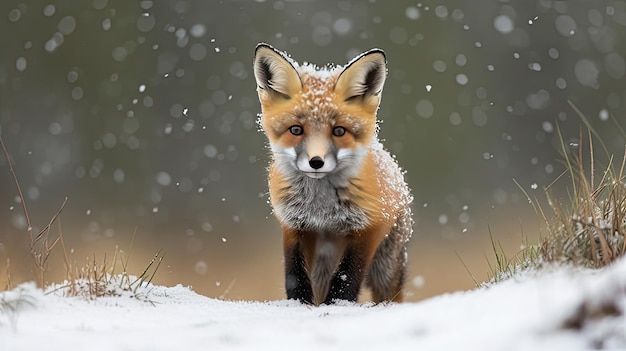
[335,49,387,104]
[253,44,302,100]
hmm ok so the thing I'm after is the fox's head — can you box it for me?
[253,43,387,181]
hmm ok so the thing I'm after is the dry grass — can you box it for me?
[1,135,65,288]
[49,241,165,300]
[538,128,626,267]
[484,231,540,283]
[0,135,165,300]
[2,258,12,291]
[488,124,626,283]
[55,225,165,300]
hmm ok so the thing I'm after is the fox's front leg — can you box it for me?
[324,245,365,303]
[283,228,313,304]
[325,225,390,304]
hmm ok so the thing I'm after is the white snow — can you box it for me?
[2,258,625,351]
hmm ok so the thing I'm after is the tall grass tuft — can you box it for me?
[539,128,626,268]
[487,125,626,283]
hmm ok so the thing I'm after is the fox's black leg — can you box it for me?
[284,241,313,304]
[324,247,365,304]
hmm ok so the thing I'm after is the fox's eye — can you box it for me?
[289,125,303,135]
[332,126,346,137]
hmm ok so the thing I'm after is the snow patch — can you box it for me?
[1,258,626,350]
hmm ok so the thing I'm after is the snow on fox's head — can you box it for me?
[253,43,387,179]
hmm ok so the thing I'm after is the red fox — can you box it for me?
[253,43,413,305]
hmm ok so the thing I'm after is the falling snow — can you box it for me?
[1,0,626,318]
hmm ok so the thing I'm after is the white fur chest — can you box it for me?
[272,174,369,234]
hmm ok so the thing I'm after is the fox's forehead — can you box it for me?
[293,71,341,124]
[300,75,337,103]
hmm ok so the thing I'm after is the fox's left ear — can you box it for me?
[253,43,302,100]
[335,49,387,103]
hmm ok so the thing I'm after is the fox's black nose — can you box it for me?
[309,156,324,169]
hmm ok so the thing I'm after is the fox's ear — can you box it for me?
[253,43,302,99]
[335,49,387,102]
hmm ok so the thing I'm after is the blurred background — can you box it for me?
[0,0,625,301]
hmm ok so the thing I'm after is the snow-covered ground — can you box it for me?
[1,258,625,351]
